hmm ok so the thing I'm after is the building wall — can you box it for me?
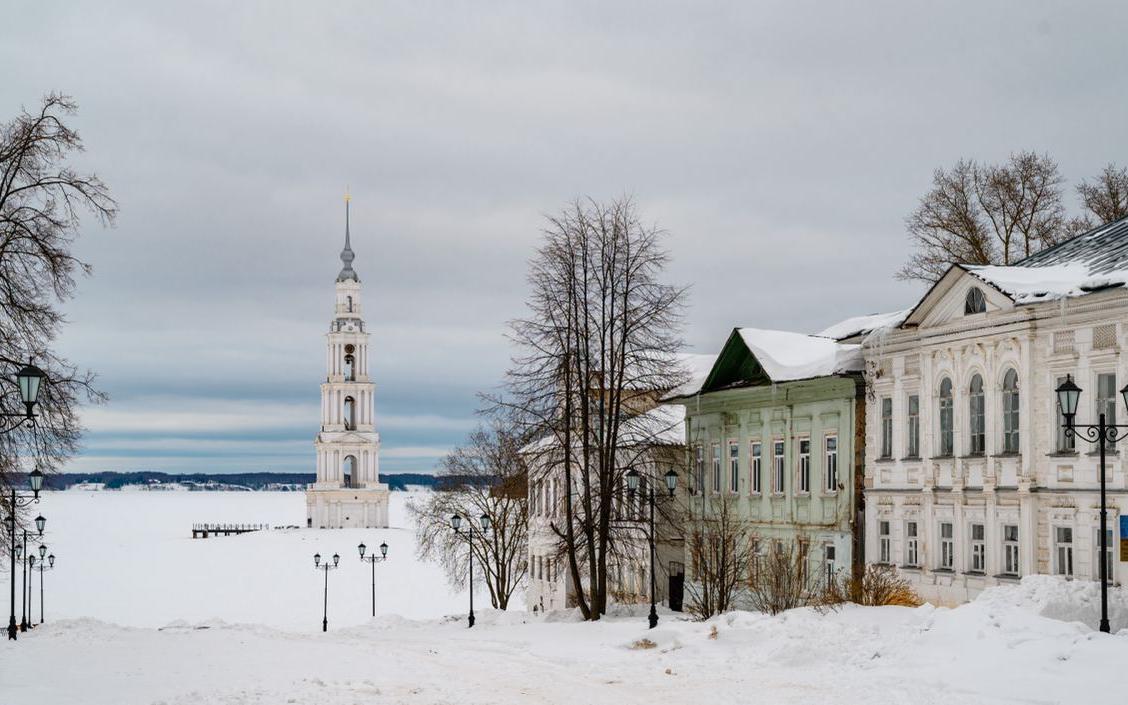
[682,375,864,588]
[864,283,1128,605]
[525,446,685,613]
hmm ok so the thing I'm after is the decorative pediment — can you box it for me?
[903,265,1016,329]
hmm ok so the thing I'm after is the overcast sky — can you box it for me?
[3,1,1125,475]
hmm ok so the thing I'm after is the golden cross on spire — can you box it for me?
[344,186,351,203]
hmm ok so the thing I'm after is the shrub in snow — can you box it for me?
[821,564,922,608]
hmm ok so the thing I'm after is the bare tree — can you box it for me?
[495,196,687,621]
[899,152,1068,282]
[685,497,753,619]
[1076,163,1128,227]
[1,94,113,543]
[407,420,528,609]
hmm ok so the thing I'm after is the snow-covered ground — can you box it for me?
[3,491,1127,704]
[0,490,484,629]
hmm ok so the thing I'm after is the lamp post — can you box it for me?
[29,547,54,625]
[313,552,340,632]
[1,360,46,435]
[626,467,678,629]
[451,512,490,628]
[1055,374,1128,634]
[357,541,388,617]
[7,470,44,640]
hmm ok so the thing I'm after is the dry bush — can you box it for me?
[821,564,922,608]
[685,499,754,620]
[631,638,657,650]
[746,539,821,615]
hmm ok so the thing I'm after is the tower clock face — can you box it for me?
[345,344,355,354]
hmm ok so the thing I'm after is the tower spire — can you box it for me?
[337,188,358,282]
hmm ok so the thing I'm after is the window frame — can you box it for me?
[968,374,985,456]
[905,520,919,567]
[1055,375,1077,453]
[712,443,722,494]
[880,397,893,459]
[939,377,954,456]
[727,440,740,494]
[772,439,786,495]
[1097,372,1118,450]
[878,520,891,564]
[797,437,811,494]
[1002,524,1020,577]
[824,434,839,493]
[1054,526,1074,576]
[939,522,954,570]
[749,440,762,495]
[1001,369,1020,454]
[906,394,920,458]
[969,523,986,573]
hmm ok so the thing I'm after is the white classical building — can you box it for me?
[306,199,390,529]
[855,218,1128,605]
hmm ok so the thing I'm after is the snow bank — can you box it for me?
[975,575,1128,632]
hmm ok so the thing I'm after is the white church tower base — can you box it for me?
[306,194,390,529]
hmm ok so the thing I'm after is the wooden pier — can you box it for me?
[191,523,269,539]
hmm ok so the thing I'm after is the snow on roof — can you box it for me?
[666,352,718,398]
[964,262,1128,305]
[736,328,863,381]
[962,217,1128,305]
[815,309,911,341]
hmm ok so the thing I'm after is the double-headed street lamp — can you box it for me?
[357,541,389,617]
[7,470,45,640]
[1056,374,1128,634]
[451,512,490,628]
[626,467,678,629]
[313,552,340,632]
[28,546,54,625]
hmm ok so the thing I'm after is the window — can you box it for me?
[965,287,986,314]
[939,522,954,569]
[939,378,954,456]
[969,523,985,573]
[773,440,785,493]
[712,444,722,493]
[750,441,762,494]
[823,544,836,585]
[728,441,740,493]
[824,436,838,492]
[343,396,356,430]
[1056,375,1076,452]
[907,394,920,457]
[1095,527,1114,584]
[1002,369,1019,453]
[1054,527,1073,576]
[346,295,353,312]
[344,354,355,381]
[1002,525,1020,576]
[905,521,919,567]
[880,397,893,458]
[878,521,891,563]
[798,439,811,493]
[1097,373,1118,450]
[968,375,985,455]
[694,446,704,494]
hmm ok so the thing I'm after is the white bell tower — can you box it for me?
[306,193,390,528]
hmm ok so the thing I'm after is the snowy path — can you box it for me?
[3,599,1124,704]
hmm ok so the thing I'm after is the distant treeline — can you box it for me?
[29,471,483,492]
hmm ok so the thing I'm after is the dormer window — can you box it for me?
[964,287,986,315]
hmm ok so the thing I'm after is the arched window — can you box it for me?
[346,295,353,312]
[343,455,356,488]
[1002,369,1020,453]
[969,374,985,455]
[939,377,954,456]
[965,287,986,315]
[344,354,355,381]
[344,396,356,430]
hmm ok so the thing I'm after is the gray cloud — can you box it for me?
[2,1,1125,473]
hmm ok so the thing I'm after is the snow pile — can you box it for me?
[975,574,1128,632]
[737,327,863,381]
[965,262,1128,304]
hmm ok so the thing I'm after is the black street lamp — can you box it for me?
[1056,373,1128,634]
[451,512,490,628]
[357,541,389,617]
[1,360,46,434]
[7,469,44,640]
[626,467,678,629]
[313,552,340,632]
[29,547,54,625]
